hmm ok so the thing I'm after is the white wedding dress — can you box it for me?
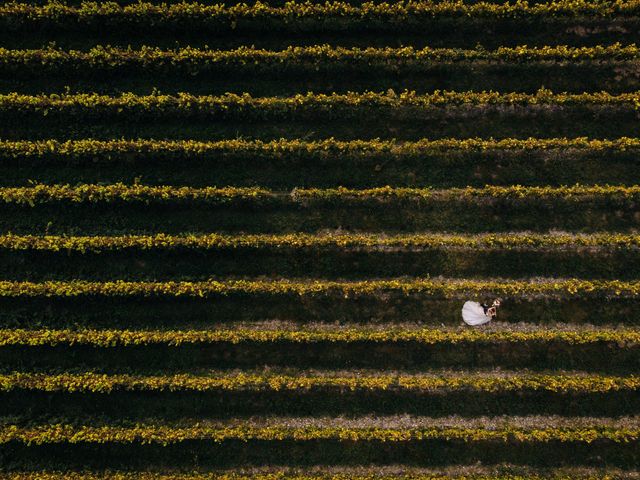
[461,301,493,326]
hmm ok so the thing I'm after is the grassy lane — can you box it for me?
[0,467,638,480]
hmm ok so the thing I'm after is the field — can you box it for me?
[1,0,640,478]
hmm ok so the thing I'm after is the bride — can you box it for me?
[462,299,501,326]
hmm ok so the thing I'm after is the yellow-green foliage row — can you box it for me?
[0,371,638,394]
[1,232,639,253]
[2,44,640,69]
[3,137,640,160]
[0,278,639,298]
[3,90,640,114]
[0,184,269,205]
[1,423,638,446]
[2,184,640,205]
[2,327,638,346]
[2,0,640,22]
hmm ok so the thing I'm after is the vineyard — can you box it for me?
[1,0,640,479]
